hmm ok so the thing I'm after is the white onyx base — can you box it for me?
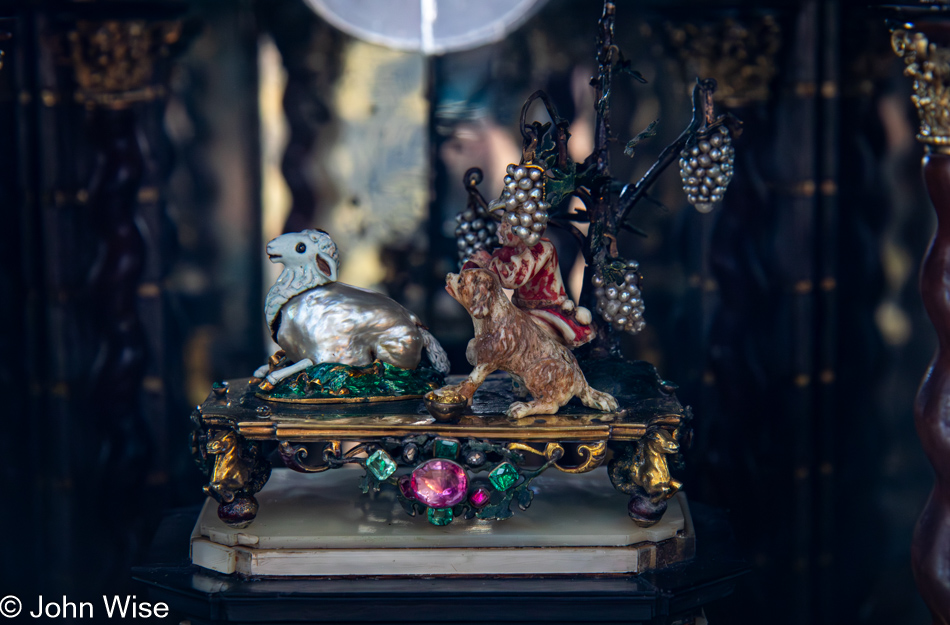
[191,467,692,577]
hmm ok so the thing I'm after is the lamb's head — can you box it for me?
[264,229,340,332]
[266,229,339,284]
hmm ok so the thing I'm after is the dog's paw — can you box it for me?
[586,390,619,412]
[506,401,531,419]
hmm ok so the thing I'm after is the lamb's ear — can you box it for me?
[469,274,493,319]
[315,253,338,281]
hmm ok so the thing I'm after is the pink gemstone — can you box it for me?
[469,487,490,508]
[410,459,469,508]
[398,475,414,499]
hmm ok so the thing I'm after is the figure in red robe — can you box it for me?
[465,220,594,349]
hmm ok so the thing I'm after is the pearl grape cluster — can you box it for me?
[679,125,735,213]
[592,260,646,334]
[487,164,551,247]
[455,203,498,262]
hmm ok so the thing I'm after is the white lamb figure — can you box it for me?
[254,229,450,389]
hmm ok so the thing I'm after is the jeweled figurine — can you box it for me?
[254,229,449,390]
[441,268,618,419]
[465,163,595,349]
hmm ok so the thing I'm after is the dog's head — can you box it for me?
[446,268,499,319]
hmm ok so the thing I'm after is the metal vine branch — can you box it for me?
[457,1,742,356]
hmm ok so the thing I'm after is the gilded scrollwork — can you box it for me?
[892,28,950,148]
[506,440,608,474]
[662,16,782,107]
[65,20,182,108]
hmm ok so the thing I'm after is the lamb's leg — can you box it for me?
[261,358,314,390]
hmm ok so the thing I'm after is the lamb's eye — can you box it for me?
[295,243,307,253]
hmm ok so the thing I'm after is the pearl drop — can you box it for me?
[472,218,484,230]
[620,303,633,315]
[698,154,712,168]
[504,175,513,184]
[618,290,631,302]
[699,141,711,153]
[592,274,604,287]
[519,213,533,227]
[531,222,545,232]
[515,226,529,238]
[594,287,605,299]
[606,286,618,300]
[615,316,628,327]
[515,190,527,202]
[524,233,540,246]
[529,168,541,181]
[506,212,520,225]
[523,201,537,213]
[710,134,723,147]
[529,188,542,200]
[514,167,526,180]
[507,164,516,175]
[710,148,722,160]
[506,197,518,210]
[518,178,533,190]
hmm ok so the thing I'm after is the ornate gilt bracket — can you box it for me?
[65,20,182,109]
[662,16,782,107]
[892,28,950,151]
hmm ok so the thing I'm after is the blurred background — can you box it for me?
[0,0,936,622]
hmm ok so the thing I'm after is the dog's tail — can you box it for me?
[578,386,619,413]
[419,327,451,375]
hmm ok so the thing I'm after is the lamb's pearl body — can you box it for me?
[277,282,425,370]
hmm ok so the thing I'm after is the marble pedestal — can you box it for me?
[191,467,694,577]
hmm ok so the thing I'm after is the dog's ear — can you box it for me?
[469,272,494,319]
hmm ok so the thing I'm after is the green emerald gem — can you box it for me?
[427,507,454,526]
[366,449,397,480]
[433,438,459,459]
[488,462,519,491]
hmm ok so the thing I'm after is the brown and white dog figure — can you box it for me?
[444,268,619,419]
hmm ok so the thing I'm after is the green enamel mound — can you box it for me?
[261,360,445,400]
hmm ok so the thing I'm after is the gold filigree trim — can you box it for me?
[892,29,950,146]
